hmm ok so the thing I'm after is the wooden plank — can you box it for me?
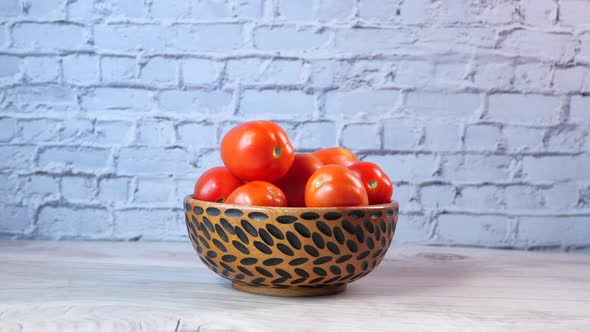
[0,240,589,331]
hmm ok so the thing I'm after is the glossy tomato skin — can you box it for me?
[221,121,295,182]
[311,147,358,167]
[348,162,393,205]
[193,167,243,203]
[275,154,323,207]
[225,181,288,207]
[305,165,368,207]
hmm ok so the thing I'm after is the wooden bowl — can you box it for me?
[183,196,399,297]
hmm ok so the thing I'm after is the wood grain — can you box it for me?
[0,240,589,331]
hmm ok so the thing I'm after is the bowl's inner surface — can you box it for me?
[184,197,399,290]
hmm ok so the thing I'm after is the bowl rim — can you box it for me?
[184,195,399,212]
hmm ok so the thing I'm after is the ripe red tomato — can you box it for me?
[193,167,243,203]
[221,121,295,182]
[305,165,368,207]
[275,154,323,207]
[348,162,393,205]
[311,147,358,167]
[226,181,288,207]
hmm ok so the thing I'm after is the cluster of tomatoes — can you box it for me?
[193,121,393,207]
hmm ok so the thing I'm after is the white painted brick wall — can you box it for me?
[0,0,589,251]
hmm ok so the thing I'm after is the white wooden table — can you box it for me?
[0,240,589,331]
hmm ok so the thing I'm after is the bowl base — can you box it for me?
[232,282,346,297]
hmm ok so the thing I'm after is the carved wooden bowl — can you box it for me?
[183,196,399,297]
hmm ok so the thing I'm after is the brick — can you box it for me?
[136,118,176,146]
[98,177,130,203]
[503,125,545,152]
[570,96,589,123]
[393,214,431,244]
[81,88,152,112]
[0,0,20,17]
[20,175,60,201]
[38,146,110,172]
[0,117,17,142]
[473,61,513,90]
[140,57,177,85]
[94,24,165,51]
[177,122,217,148]
[182,59,219,85]
[499,29,574,60]
[191,0,231,18]
[442,155,512,182]
[523,156,590,181]
[278,0,313,20]
[487,94,560,125]
[67,0,94,21]
[0,146,35,171]
[420,184,454,210]
[150,0,190,18]
[101,56,137,83]
[454,185,502,210]
[316,0,354,22]
[117,147,194,175]
[337,60,396,88]
[437,214,510,246]
[240,90,314,118]
[0,206,29,235]
[393,60,433,87]
[293,122,337,150]
[22,57,60,83]
[158,90,232,113]
[342,123,380,150]
[94,121,134,145]
[0,55,20,79]
[543,183,580,211]
[358,0,401,22]
[167,24,243,52]
[62,176,97,201]
[98,0,147,18]
[366,154,436,182]
[464,124,502,151]
[433,62,468,85]
[552,66,588,93]
[580,33,590,59]
[0,24,6,47]
[423,120,462,151]
[518,216,590,248]
[503,185,543,210]
[405,92,480,119]
[383,118,423,150]
[58,119,93,143]
[419,27,496,49]
[225,58,303,85]
[174,177,198,205]
[309,60,338,87]
[559,0,590,27]
[12,23,86,50]
[545,126,587,152]
[519,0,557,27]
[325,90,399,117]
[133,178,174,203]
[21,119,61,142]
[196,148,223,169]
[334,28,415,52]
[114,209,174,240]
[234,0,263,18]
[62,54,99,84]
[513,63,551,92]
[25,0,65,18]
[37,206,112,239]
[11,86,77,107]
[254,26,329,51]
[391,184,419,211]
